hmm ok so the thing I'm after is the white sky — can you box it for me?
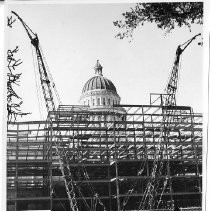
[5,2,203,121]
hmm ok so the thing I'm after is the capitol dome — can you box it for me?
[82,76,117,94]
[79,60,121,109]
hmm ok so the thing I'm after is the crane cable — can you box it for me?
[121,159,147,210]
[30,43,45,120]
[51,114,79,211]
[79,153,107,210]
[39,44,62,106]
[53,113,106,211]
[121,112,157,209]
[138,108,174,210]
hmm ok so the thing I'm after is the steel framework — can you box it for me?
[7,94,202,211]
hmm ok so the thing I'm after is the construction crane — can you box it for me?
[139,33,202,210]
[164,33,201,106]
[12,11,79,211]
[11,11,60,113]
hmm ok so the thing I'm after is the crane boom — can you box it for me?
[140,33,202,210]
[12,11,56,113]
[165,33,201,106]
[12,11,79,211]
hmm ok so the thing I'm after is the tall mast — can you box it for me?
[12,12,79,211]
[12,11,56,113]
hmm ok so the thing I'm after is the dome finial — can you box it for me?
[94,60,103,76]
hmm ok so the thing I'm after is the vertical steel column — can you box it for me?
[73,126,75,162]
[132,114,137,159]
[113,114,120,211]
[142,106,149,176]
[190,109,202,204]
[15,123,19,211]
[49,120,53,210]
[108,165,112,211]
[99,115,102,162]
[115,160,120,211]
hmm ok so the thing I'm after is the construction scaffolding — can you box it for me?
[7,94,202,211]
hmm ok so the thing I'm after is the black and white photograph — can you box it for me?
[3,1,208,211]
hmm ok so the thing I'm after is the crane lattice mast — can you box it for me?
[140,33,201,210]
[165,33,201,106]
[12,11,79,211]
[12,11,56,113]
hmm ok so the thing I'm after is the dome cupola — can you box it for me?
[79,60,122,111]
[94,60,103,76]
[82,60,117,94]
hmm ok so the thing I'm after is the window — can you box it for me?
[93,99,95,106]
[97,98,100,105]
[108,99,111,105]
[103,98,106,105]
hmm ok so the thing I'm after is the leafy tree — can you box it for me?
[114,2,203,39]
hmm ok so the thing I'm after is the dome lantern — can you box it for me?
[94,60,103,76]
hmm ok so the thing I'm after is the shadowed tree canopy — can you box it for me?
[114,2,203,39]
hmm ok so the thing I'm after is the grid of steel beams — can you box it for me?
[7,95,202,211]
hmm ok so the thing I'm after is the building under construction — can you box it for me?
[7,12,202,211]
